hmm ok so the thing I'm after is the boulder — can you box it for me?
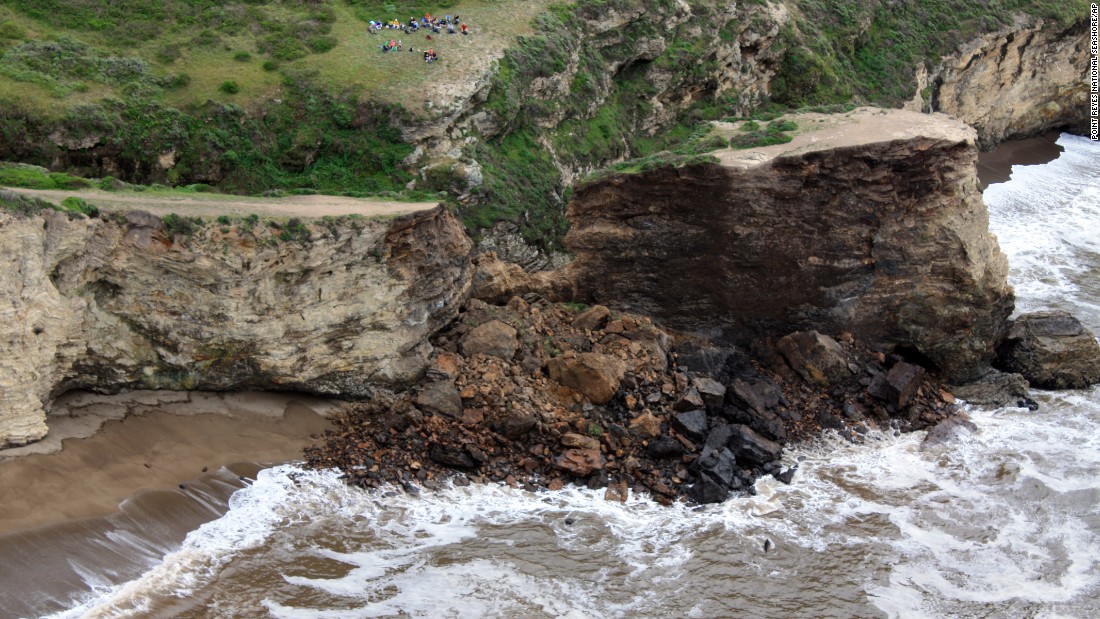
[948,368,1030,407]
[491,411,537,440]
[869,361,925,408]
[776,331,853,386]
[461,319,519,359]
[561,432,600,450]
[629,411,662,438]
[728,424,782,465]
[415,380,463,418]
[995,311,1100,389]
[689,477,730,504]
[429,444,477,468]
[673,387,705,412]
[554,448,604,476]
[692,377,726,413]
[646,436,684,459]
[693,446,741,489]
[547,352,627,404]
[671,410,708,442]
[921,412,978,450]
[572,305,611,331]
[727,378,766,415]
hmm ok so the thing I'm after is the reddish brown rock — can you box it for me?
[462,320,519,359]
[573,305,611,331]
[554,448,604,476]
[629,411,662,438]
[547,352,627,404]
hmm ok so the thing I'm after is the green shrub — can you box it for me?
[161,212,201,236]
[0,22,26,40]
[768,119,798,132]
[166,73,191,89]
[193,29,220,47]
[740,120,760,131]
[0,164,54,188]
[307,36,337,53]
[261,60,279,72]
[155,44,181,64]
[47,172,92,189]
[233,51,252,62]
[60,196,99,217]
[216,215,231,225]
[277,217,311,244]
[98,176,126,190]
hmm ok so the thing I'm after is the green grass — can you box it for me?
[0,162,91,189]
[0,0,1090,250]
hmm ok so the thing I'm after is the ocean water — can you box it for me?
[15,134,1100,619]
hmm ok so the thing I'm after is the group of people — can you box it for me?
[369,12,469,37]
[370,12,473,62]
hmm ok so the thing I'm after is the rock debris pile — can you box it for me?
[306,298,962,504]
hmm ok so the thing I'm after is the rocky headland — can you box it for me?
[4,106,1098,505]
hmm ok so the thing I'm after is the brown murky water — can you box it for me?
[3,134,1099,619]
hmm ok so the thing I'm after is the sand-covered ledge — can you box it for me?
[0,391,338,534]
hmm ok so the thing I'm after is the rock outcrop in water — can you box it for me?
[0,206,470,447]
[994,311,1100,390]
[555,108,1013,383]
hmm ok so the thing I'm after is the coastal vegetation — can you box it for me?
[0,0,1090,247]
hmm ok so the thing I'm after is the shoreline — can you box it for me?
[0,390,337,534]
[976,130,1064,188]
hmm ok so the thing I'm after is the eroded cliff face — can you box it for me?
[929,17,1090,148]
[0,207,471,447]
[560,109,1013,382]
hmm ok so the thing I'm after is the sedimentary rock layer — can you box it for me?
[930,17,1090,148]
[0,206,470,447]
[562,108,1013,382]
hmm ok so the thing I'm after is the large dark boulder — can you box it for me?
[948,368,1030,408]
[777,331,853,386]
[869,361,925,409]
[728,424,782,465]
[671,409,709,442]
[995,311,1100,389]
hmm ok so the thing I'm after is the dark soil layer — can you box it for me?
[305,297,961,504]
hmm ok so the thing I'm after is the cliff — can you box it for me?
[0,206,471,447]
[558,108,1013,382]
[928,17,1090,148]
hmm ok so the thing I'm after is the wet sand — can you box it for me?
[0,391,337,534]
[0,390,340,616]
[976,131,1063,188]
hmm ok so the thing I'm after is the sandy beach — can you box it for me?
[0,391,337,534]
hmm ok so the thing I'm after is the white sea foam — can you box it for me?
[984,134,1100,328]
[45,466,347,619]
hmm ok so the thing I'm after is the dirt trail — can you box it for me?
[5,187,440,219]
